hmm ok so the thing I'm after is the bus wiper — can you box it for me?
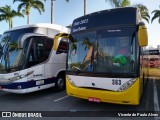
[72,66,81,74]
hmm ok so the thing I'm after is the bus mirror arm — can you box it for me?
[53,33,70,51]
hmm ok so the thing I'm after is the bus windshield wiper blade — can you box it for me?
[72,66,82,74]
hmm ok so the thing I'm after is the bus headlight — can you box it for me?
[66,75,76,87]
[117,78,137,92]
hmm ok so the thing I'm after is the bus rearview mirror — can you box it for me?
[53,36,60,51]
[138,23,148,47]
[53,33,69,51]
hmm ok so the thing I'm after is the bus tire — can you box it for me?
[54,73,65,91]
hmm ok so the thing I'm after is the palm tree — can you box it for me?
[106,0,130,7]
[1,35,11,69]
[9,41,18,52]
[70,38,77,53]
[51,0,69,23]
[66,24,72,29]
[134,4,150,23]
[13,0,46,24]
[51,0,54,23]
[82,37,94,50]
[81,37,95,64]
[106,0,150,23]
[151,7,160,24]
[0,5,24,29]
[84,0,86,15]
[0,35,19,70]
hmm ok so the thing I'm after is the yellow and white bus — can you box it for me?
[54,7,148,105]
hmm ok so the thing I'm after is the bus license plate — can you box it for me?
[88,97,101,103]
[36,80,44,85]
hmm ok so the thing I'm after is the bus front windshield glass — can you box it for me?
[67,27,137,74]
[0,28,35,73]
[67,32,96,72]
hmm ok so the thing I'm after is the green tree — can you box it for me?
[82,37,94,50]
[106,0,130,7]
[0,35,19,70]
[0,35,11,69]
[106,0,150,23]
[151,7,160,23]
[66,24,72,29]
[134,4,150,23]
[0,5,24,29]
[9,41,18,52]
[13,0,46,24]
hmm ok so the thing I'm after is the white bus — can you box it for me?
[0,23,70,93]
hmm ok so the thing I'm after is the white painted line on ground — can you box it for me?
[54,95,69,102]
[70,109,78,112]
[153,79,160,120]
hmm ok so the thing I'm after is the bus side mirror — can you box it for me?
[53,33,69,54]
[53,36,60,51]
[138,22,148,47]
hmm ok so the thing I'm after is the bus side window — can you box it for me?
[56,38,68,54]
[26,37,53,68]
[43,37,53,59]
[27,41,37,67]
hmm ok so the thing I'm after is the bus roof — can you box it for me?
[71,7,141,33]
[5,23,70,33]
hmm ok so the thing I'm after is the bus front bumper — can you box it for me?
[66,77,141,105]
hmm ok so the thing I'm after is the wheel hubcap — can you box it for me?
[57,78,64,88]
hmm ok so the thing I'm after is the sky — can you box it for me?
[0,0,160,48]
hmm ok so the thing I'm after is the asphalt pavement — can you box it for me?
[0,79,159,120]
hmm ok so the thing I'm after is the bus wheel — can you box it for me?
[54,75,65,91]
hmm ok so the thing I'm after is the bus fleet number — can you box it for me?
[80,19,88,24]
[112,79,121,85]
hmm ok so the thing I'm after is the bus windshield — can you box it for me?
[0,28,35,73]
[67,27,137,74]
